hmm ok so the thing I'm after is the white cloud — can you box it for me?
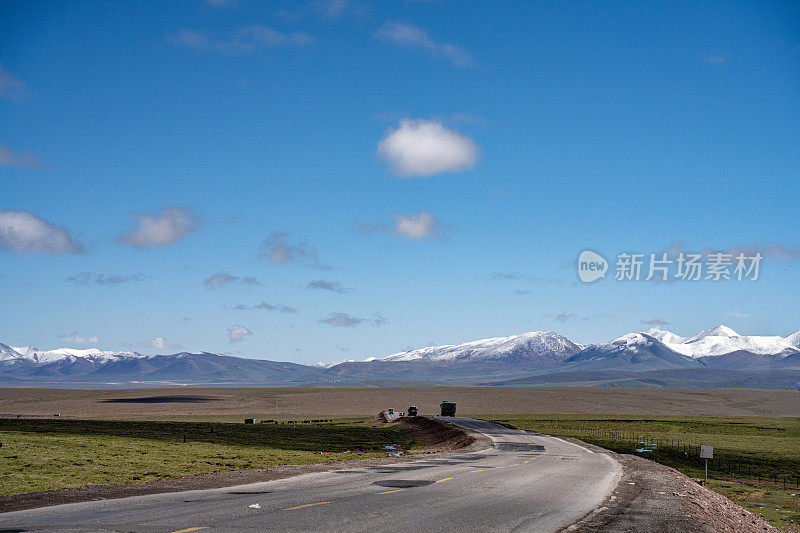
[228,325,252,343]
[0,145,43,168]
[358,210,447,240]
[59,333,100,345]
[0,210,83,254]
[118,206,200,248]
[141,336,182,351]
[0,63,25,101]
[394,211,440,239]
[375,22,472,67]
[171,25,313,53]
[378,119,478,177]
[203,272,261,289]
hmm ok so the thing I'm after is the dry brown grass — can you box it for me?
[1,386,798,421]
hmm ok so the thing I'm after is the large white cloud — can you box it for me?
[0,209,83,254]
[378,119,478,177]
[118,206,200,248]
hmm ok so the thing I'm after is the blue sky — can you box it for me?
[1,1,799,364]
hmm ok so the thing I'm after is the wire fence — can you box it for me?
[550,427,800,490]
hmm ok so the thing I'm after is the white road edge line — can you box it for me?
[548,436,595,454]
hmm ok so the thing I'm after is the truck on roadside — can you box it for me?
[440,401,456,417]
[407,406,418,417]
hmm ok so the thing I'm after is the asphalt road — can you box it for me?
[0,417,621,533]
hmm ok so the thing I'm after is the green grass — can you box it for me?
[0,418,419,496]
[481,414,800,531]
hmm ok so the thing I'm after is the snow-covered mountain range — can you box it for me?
[2,325,799,388]
[0,344,145,364]
[374,331,582,364]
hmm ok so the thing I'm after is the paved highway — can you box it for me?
[0,417,621,532]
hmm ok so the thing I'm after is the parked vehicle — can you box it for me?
[440,401,456,416]
[407,406,418,417]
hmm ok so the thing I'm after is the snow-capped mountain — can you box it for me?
[0,344,145,364]
[375,331,582,365]
[786,330,800,349]
[646,326,799,358]
[562,332,702,370]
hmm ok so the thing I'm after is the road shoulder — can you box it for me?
[559,438,779,533]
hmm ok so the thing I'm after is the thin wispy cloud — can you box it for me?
[375,22,473,67]
[378,119,478,177]
[307,279,352,293]
[227,324,252,342]
[662,241,800,262]
[0,145,44,168]
[488,272,562,285]
[205,0,238,7]
[229,302,298,313]
[260,232,331,270]
[512,289,532,296]
[67,272,146,286]
[118,206,201,249]
[141,336,182,351]
[699,54,725,65]
[59,332,100,345]
[641,318,670,326]
[171,25,313,53]
[0,210,83,255]
[203,272,262,289]
[278,0,368,20]
[726,310,750,318]
[319,312,387,328]
[0,63,25,101]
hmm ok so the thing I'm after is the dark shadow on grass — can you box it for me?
[99,396,221,404]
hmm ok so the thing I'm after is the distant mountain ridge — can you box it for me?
[1,326,799,389]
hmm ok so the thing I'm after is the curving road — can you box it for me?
[0,417,621,532]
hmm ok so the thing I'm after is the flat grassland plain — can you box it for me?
[1,387,799,529]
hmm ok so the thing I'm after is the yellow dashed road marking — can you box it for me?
[434,477,453,483]
[523,460,530,463]
[170,528,208,533]
[282,501,331,511]
[377,489,406,494]
[469,469,484,473]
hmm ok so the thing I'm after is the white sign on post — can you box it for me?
[700,445,714,459]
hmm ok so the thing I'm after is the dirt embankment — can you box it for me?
[0,416,481,514]
[393,415,491,452]
[562,440,778,533]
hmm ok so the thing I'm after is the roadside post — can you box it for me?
[700,445,713,486]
